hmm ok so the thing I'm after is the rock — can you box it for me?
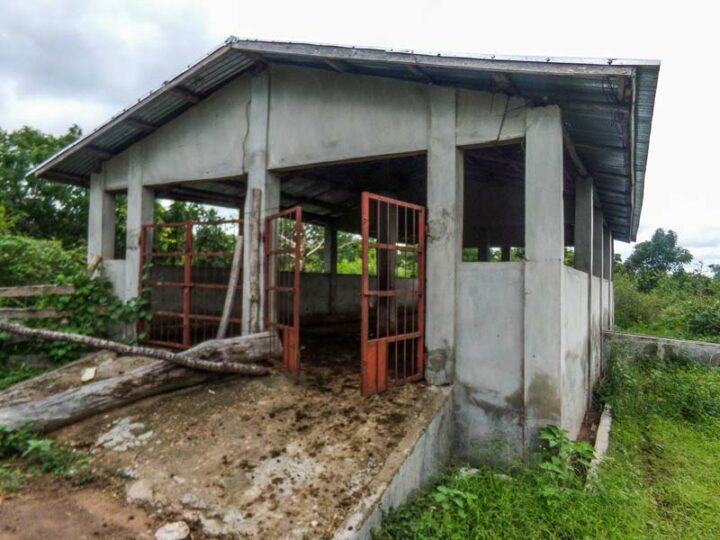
[96,417,155,452]
[154,521,190,540]
[127,479,153,504]
[172,475,186,484]
[81,367,97,383]
[180,493,208,510]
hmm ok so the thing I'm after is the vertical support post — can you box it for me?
[523,106,565,449]
[242,71,281,334]
[574,178,594,274]
[501,243,511,262]
[426,86,462,385]
[125,146,154,304]
[326,223,338,313]
[593,208,604,373]
[477,230,490,262]
[182,223,193,347]
[603,225,612,330]
[87,171,116,263]
[574,176,594,407]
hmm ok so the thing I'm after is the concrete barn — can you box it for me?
[31,38,659,458]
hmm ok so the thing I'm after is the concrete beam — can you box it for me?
[523,106,564,448]
[426,86,461,385]
[87,171,116,262]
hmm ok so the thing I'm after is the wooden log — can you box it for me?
[217,235,243,339]
[0,321,280,374]
[0,308,71,321]
[0,284,75,298]
[0,360,220,432]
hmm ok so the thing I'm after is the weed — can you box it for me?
[379,349,720,539]
[0,425,93,489]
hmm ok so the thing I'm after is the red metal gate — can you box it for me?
[264,207,302,375]
[139,218,244,349]
[361,192,426,395]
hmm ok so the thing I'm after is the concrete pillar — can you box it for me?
[87,171,116,262]
[501,243,511,262]
[477,230,489,262]
[573,177,593,274]
[242,71,281,334]
[326,223,338,313]
[592,208,604,278]
[523,106,564,448]
[426,86,462,385]
[124,146,154,302]
[603,225,612,329]
[573,176,594,409]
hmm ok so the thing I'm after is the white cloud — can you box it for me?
[1,0,717,262]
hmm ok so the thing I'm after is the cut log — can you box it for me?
[0,359,221,432]
[0,321,281,374]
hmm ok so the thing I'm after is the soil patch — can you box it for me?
[47,362,445,538]
[0,476,154,540]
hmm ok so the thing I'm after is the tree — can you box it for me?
[0,125,86,247]
[624,229,693,291]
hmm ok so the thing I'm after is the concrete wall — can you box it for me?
[604,331,720,366]
[103,76,251,190]
[456,90,526,146]
[268,66,429,169]
[454,263,525,460]
[562,267,590,439]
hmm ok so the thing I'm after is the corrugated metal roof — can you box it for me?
[30,37,659,241]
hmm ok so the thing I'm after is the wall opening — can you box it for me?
[276,154,427,383]
[462,142,525,262]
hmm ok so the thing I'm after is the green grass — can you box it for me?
[379,349,720,539]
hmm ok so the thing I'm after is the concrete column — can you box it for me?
[242,71,281,334]
[87,171,116,262]
[573,176,594,409]
[523,106,565,448]
[501,243,511,262]
[592,208,604,278]
[426,86,462,385]
[323,224,336,274]
[477,230,489,262]
[603,225,612,329]
[573,177,593,274]
[124,146,154,302]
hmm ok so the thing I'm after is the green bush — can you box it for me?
[0,234,84,287]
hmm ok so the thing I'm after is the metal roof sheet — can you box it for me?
[29,37,659,241]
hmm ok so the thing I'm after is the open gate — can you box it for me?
[264,207,302,375]
[361,192,426,395]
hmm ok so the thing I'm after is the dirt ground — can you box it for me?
[1,330,446,539]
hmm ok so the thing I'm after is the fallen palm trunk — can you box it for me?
[0,321,280,374]
[0,359,221,432]
[0,322,282,432]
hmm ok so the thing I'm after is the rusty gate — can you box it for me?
[361,192,426,395]
[264,207,302,375]
[139,218,243,349]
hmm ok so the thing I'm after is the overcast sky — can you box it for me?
[1,0,717,265]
